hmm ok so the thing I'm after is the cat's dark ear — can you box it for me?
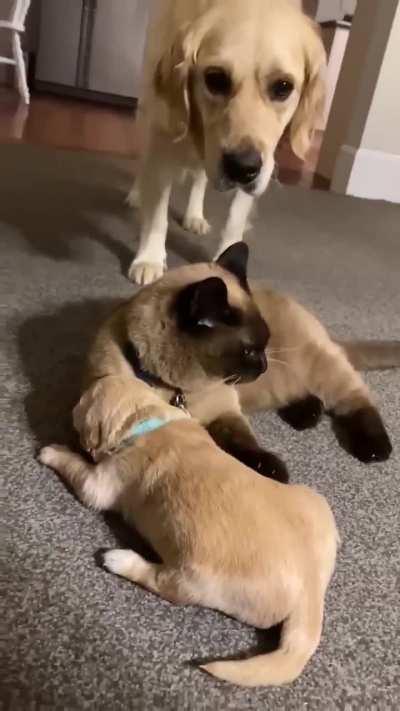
[174,277,230,332]
[216,242,249,291]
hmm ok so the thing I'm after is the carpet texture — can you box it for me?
[1,143,399,710]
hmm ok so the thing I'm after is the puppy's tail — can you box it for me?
[200,594,323,687]
[338,340,400,371]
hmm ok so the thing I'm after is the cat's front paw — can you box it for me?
[332,406,392,463]
[278,395,323,431]
[239,448,289,483]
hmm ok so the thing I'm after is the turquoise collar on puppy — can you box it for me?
[119,412,190,451]
[126,417,168,441]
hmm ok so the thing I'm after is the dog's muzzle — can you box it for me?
[222,148,262,187]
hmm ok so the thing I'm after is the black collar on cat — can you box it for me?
[123,341,187,411]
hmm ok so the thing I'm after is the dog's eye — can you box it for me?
[269,78,294,101]
[204,67,232,96]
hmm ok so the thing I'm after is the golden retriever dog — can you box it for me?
[128,0,326,284]
[39,377,338,687]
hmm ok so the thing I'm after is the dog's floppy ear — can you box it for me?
[154,23,203,141]
[290,21,326,160]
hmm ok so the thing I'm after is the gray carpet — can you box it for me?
[1,142,400,710]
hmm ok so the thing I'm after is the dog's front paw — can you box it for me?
[332,406,392,463]
[239,448,289,484]
[125,185,140,208]
[128,260,165,285]
[183,215,211,236]
[38,444,68,468]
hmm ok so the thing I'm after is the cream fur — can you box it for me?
[128,0,326,284]
[44,259,399,685]
[238,286,372,415]
[40,410,338,687]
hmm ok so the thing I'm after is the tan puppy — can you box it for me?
[129,0,326,284]
[39,387,338,687]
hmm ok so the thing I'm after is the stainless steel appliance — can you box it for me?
[34,0,148,106]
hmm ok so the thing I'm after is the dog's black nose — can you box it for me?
[222,149,262,185]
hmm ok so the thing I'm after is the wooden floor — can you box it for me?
[0,88,323,188]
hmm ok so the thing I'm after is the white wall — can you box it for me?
[361,7,400,154]
[315,0,357,22]
[318,0,400,202]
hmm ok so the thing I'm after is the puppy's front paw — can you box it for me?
[102,549,145,578]
[103,549,131,575]
[332,406,392,463]
[128,260,165,285]
[38,444,68,468]
[183,215,211,236]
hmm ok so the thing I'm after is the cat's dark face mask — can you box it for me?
[173,243,270,383]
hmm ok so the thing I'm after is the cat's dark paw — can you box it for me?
[237,448,289,483]
[332,406,392,463]
[278,395,323,431]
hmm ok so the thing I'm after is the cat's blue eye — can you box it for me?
[197,318,216,328]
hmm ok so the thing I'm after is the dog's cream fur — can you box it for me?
[40,381,338,687]
[128,0,326,284]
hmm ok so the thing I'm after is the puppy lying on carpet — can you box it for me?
[39,379,338,688]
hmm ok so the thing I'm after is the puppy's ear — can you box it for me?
[174,277,233,332]
[216,242,249,291]
[154,23,202,141]
[290,21,326,160]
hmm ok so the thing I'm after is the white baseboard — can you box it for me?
[332,144,400,203]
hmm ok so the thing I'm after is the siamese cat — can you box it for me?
[75,243,397,481]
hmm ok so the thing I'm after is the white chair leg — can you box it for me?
[12,31,30,104]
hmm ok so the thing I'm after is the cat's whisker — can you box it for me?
[222,375,241,386]
[268,344,305,354]
[267,356,292,369]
